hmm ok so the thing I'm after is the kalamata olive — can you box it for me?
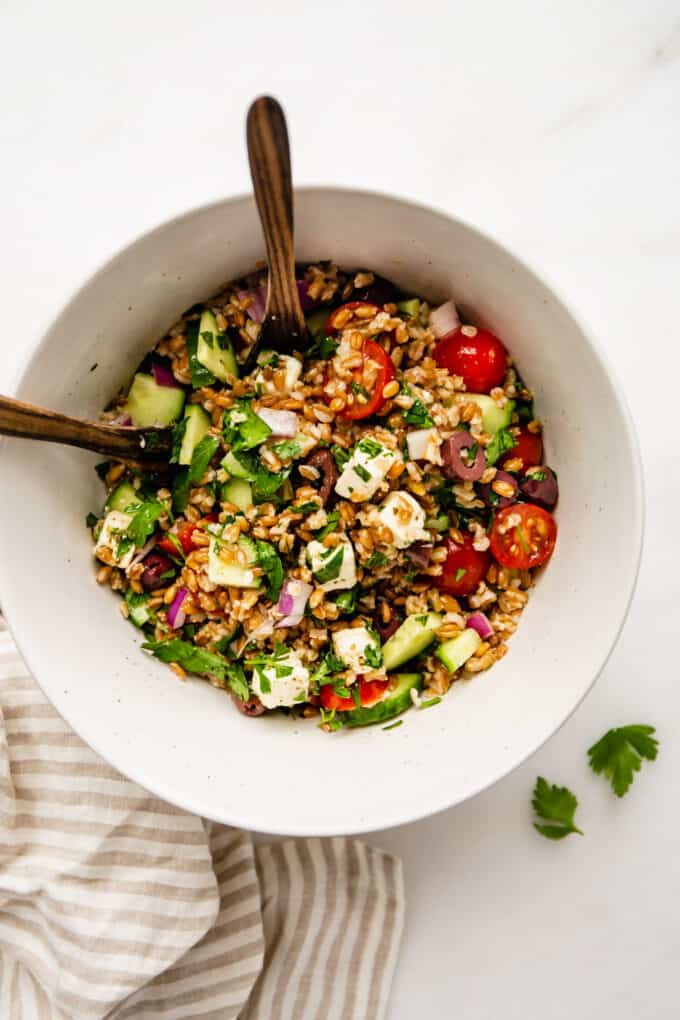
[520,466,559,509]
[232,693,266,717]
[478,470,519,509]
[305,448,338,505]
[353,274,398,307]
[374,598,402,642]
[141,550,176,591]
[404,543,433,569]
[441,432,486,481]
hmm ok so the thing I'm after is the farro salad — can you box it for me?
[89,263,558,732]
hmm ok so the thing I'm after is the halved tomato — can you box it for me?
[326,301,380,333]
[319,677,389,712]
[489,503,557,569]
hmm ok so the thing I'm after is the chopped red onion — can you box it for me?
[430,300,461,339]
[297,279,317,311]
[466,611,493,639]
[151,359,180,388]
[238,287,267,324]
[167,587,189,629]
[256,407,298,437]
[127,536,156,570]
[275,579,312,628]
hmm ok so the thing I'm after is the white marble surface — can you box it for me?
[1,2,679,1016]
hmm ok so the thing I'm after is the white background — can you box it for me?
[1,2,679,1017]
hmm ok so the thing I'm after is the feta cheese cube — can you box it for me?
[377,491,429,549]
[95,511,135,569]
[334,438,396,501]
[255,354,302,395]
[406,427,443,464]
[332,626,381,675]
[251,650,310,709]
[307,536,357,592]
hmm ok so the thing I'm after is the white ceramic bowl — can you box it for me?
[0,189,643,835]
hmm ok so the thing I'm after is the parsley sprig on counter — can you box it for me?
[588,725,658,797]
[531,777,583,840]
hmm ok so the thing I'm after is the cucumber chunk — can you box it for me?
[425,513,450,533]
[207,530,259,588]
[178,404,211,466]
[305,308,329,340]
[464,394,514,435]
[222,477,253,511]
[105,480,138,513]
[396,298,421,317]
[343,673,423,728]
[436,628,481,673]
[221,450,251,479]
[125,373,185,428]
[196,310,238,382]
[382,612,443,671]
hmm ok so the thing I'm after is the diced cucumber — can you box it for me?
[436,628,481,673]
[124,373,185,428]
[305,308,329,339]
[464,394,514,435]
[178,404,210,466]
[343,673,423,728]
[208,531,259,588]
[196,310,238,382]
[105,480,138,513]
[425,513,450,533]
[221,450,251,479]
[396,298,421,317]
[126,592,152,628]
[382,613,443,672]
[222,477,253,511]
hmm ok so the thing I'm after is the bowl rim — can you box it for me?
[0,187,645,834]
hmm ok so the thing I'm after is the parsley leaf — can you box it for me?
[85,512,99,530]
[365,551,388,569]
[125,590,154,628]
[356,437,385,458]
[125,501,165,547]
[223,400,272,452]
[531,776,583,840]
[315,510,340,541]
[186,319,216,388]
[332,445,351,471]
[313,546,345,584]
[170,417,188,464]
[335,587,357,613]
[172,467,191,514]
[223,450,290,503]
[364,642,382,669]
[354,463,371,483]
[143,638,229,680]
[311,650,347,691]
[404,399,433,427]
[485,428,516,466]
[308,335,339,360]
[272,439,302,460]
[383,720,403,731]
[454,567,466,583]
[319,707,344,731]
[255,540,285,602]
[351,381,370,399]
[292,500,323,515]
[189,435,220,483]
[587,725,659,797]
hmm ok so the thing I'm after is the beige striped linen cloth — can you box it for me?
[0,622,404,1019]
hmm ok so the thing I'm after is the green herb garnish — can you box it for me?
[172,467,191,514]
[353,463,371,483]
[335,588,357,613]
[403,399,433,427]
[485,427,516,466]
[587,725,658,797]
[455,568,466,583]
[86,512,98,530]
[170,418,188,463]
[186,319,216,388]
[272,439,303,460]
[223,399,272,452]
[365,551,388,569]
[332,445,351,471]
[143,638,249,700]
[125,501,165,547]
[531,777,583,841]
[383,720,403,730]
[255,540,285,602]
[315,511,340,541]
[313,546,345,584]
[356,437,384,459]
[189,435,220,484]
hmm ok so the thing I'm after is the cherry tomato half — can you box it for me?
[323,337,395,421]
[499,428,543,471]
[489,503,557,570]
[319,678,390,712]
[434,325,508,393]
[157,513,219,557]
[434,534,491,597]
[326,301,380,333]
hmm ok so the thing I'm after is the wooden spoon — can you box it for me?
[244,95,308,371]
[0,395,172,470]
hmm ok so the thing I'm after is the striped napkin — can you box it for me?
[0,621,404,1019]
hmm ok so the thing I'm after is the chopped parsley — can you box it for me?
[85,512,98,530]
[189,435,220,484]
[365,551,388,569]
[313,546,345,584]
[311,650,347,692]
[292,501,323,515]
[485,427,516,466]
[223,399,272,452]
[255,540,285,602]
[353,463,371,483]
[214,625,241,654]
[125,501,165,547]
[223,450,290,503]
[170,418,188,463]
[319,707,344,731]
[587,725,658,797]
[419,696,441,710]
[516,525,530,556]
[364,642,383,669]
[383,720,403,731]
[455,568,467,583]
[143,638,250,700]
[125,590,154,628]
[315,510,340,541]
[351,381,370,400]
[271,439,303,460]
[332,445,351,471]
[403,399,434,427]
[308,335,339,360]
[356,437,384,459]
[531,777,583,841]
[172,467,191,514]
[186,319,216,388]
[164,531,185,561]
[335,587,357,613]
